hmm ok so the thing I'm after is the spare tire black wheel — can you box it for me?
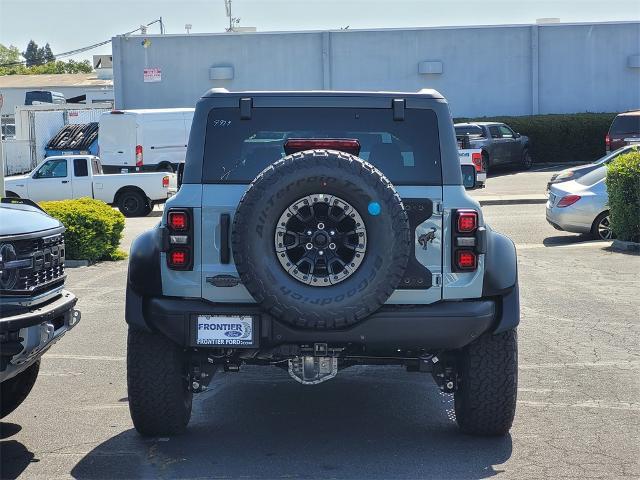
[232,149,411,329]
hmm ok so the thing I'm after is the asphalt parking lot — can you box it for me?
[2,169,639,480]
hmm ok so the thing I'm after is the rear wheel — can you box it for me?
[127,327,192,436]
[454,330,518,436]
[117,190,151,217]
[521,149,533,170]
[591,211,613,240]
[156,163,174,173]
[481,152,490,176]
[1,360,40,418]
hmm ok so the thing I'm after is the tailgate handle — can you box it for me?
[220,213,231,264]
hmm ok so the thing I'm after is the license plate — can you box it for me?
[196,315,255,346]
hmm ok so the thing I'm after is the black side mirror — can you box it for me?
[461,164,477,190]
[515,132,521,138]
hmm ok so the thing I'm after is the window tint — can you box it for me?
[498,125,514,138]
[489,126,501,138]
[576,166,606,186]
[203,107,441,185]
[610,115,640,134]
[73,158,88,177]
[455,125,485,137]
[35,158,67,178]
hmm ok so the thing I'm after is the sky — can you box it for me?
[1,0,639,62]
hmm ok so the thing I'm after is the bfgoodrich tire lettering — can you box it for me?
[127,327,192,436]
[454,329,518,436]
[232,149,411,329]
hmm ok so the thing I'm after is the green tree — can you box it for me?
[23,40,40,66]
[43,43,55,63]
[0,44,21,65]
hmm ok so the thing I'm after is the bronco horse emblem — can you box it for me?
[418,227,437,250]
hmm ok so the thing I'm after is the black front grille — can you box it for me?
[0,233,66,296]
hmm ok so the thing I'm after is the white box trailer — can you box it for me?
[98,108,194,173]
[4,103,111,175]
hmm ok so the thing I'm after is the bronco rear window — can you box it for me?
[202,107,441,185]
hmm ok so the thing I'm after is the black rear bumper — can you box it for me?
[126,287,518,352]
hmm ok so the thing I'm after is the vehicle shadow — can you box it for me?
[71,366,512,479]
[0,422,34,480]
[543,233,595,247]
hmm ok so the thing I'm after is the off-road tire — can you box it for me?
[1,360,40,418]
[454,329,518,436]
[118,190,151,217]
[127,327,192,436]
[232,149,411,329]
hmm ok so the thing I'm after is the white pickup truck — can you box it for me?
[4,155,176,217]
[459,148,487,187]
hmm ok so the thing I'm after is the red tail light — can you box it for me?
[605,134,610,151]
[135,145,143,167]
[557,195,581,208]
[284,138,361,156]
[471,152,483,172]
[162,175,170,188]
[168,249,189,268]
[456,250,477,270]
[457,210,478,233]
[168,211,188,231]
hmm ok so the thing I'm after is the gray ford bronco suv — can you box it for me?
[126,89,519,437]
[1,198,81,418]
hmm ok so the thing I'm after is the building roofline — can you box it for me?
[116,20,640,40]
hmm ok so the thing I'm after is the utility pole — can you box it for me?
[160,16,165,34]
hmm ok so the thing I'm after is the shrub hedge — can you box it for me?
[454,113,617,163]
[606,151,640,243]
[40,197,126,261]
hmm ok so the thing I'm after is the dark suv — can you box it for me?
[126,90,520,437]
[606,110,640,152]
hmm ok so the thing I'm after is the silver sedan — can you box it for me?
[546,165,612,240]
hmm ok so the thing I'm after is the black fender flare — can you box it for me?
[482,226,520,333]
[125,228,163,330]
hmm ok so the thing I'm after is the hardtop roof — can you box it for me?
[202,89,444,100]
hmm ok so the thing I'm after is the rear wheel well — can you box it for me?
[114,186,148,205]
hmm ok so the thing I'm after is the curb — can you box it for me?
[477,198,548,206]
[65,260,91,268]
[611,239,640,253]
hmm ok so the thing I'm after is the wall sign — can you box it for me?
[143,68,162,83]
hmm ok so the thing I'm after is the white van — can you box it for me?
[98,108,194,173]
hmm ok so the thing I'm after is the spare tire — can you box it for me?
[232,149,411,329]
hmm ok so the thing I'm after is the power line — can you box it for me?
[0,18,163,68]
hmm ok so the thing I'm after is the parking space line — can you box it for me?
[520,360,639,369]
[518,400,640,411]
[46,353,126,361]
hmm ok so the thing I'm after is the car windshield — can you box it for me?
[203,107,442,185]
[455,125,484,137]
[610,115,640,135]
[576,166,606,186]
